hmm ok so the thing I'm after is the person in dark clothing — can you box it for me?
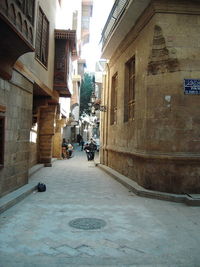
[61,138,68,159]
[84,143,91,161]
[77,134,82,146]
[81,139,85,151]
[84,139,97,161]
[89,140,97,160]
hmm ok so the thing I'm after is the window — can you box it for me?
[124,56,135,122]
[0,117,5,166]
[110,73,118,125]
[35,7,49,67]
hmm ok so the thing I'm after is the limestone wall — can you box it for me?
[0,72,33,197]
[102,4,200,193]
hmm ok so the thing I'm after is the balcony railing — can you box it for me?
[0,0,35,79]
[0,0,35,47]
[101,0,130,49]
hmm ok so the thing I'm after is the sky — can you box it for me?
[56,0,114,72]
[81,0,114,71]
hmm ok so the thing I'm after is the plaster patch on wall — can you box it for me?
[165,95,171,102]
[148,25,179,75]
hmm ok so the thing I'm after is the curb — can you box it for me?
[0,160,57,214]
[0,184,37,214]
[0,159,55,214]
[96,163,200,207]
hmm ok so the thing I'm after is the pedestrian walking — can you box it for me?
[77,134,82,146]
[81,139,85,151]
[88,138,97,160]
[84,139,97,161]
[84,143,92,161]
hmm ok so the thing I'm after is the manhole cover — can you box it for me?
[69,218,106,230]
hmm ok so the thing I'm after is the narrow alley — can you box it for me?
[0,146,200,267]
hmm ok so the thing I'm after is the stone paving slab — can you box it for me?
[0,148,200,266]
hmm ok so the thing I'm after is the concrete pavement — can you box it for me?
[0,146,200,266]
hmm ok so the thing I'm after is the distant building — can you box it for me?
[101,0,200,193]
[62,0,93,142]
[81,0,93,45]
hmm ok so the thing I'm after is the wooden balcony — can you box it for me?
[0,0,35,80]
[54,29,77,97]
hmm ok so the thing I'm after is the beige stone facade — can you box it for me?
[0,72,33,196]
[101,0,200,194]
[0,0,75,197]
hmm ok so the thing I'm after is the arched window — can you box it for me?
[9,4,16,24]
[16,12,22,31]
[2,0,8,14]
[29,27,33,43]
[24,20,28,37]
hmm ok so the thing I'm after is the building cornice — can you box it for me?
[102,0,200,66]
[105,146,200,163]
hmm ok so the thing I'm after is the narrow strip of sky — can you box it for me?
[82,0,114,72]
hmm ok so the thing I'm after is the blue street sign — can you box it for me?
[184,79,200,95]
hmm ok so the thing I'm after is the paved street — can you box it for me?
[0,146,200,267]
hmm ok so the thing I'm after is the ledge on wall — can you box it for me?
[96,163,200,206]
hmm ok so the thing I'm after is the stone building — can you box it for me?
[0,0,78,197]
[101,0,200,194]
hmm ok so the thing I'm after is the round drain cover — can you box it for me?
[69,218,106,230]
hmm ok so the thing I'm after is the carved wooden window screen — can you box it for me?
[110,72,118,125]
[26,0,35,24]
[35,6,49,67]
[15,0,35,25]
[0,117,5,166]
[124,56,135,122]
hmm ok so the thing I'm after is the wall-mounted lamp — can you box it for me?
[90,91,96,104]
[99,105,107,112]
[89,91,107,114]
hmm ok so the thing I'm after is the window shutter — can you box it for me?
[110,73,118,125]
[0,117,5,165]
[35,7,49,67]
[35,8,43,60]
[41,16,49,66]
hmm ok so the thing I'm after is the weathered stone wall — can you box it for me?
[0,71,33,197]
[103,3,200,193]
[38,105,57,166]
[52,117,66,159]
[29,142,38,168]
